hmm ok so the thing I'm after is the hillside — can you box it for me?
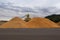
[45,14,60,23]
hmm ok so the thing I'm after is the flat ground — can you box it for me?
[0,28,60,40]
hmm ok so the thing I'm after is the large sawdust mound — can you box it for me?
[0,17,59,28]
[0,17,26,28]
[26,17,59,28]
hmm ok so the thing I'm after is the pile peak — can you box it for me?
[10,17,23,21]
[0,17,26,28]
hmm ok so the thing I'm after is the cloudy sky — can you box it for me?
[0,0,60,20]
[0,0,60,8]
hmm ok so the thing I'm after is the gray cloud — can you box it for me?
[0,0,60,20]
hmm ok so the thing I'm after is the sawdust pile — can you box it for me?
[0,17,26,28]
[26,17,59,28]
[0,17,59,28]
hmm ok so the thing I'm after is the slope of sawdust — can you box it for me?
[57,22,60,26]
[26,17,59,28]
[0,17,27,28]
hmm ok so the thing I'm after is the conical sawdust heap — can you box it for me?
[0,17,27,28]
[26,17,59,28]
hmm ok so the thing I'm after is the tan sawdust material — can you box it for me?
[0,17,27,28]
[0,17,59,28]
[26,17,59,28]
[57,22,60,26]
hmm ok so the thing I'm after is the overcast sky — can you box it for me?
[0,0,60,8]
[0,0,60,20]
